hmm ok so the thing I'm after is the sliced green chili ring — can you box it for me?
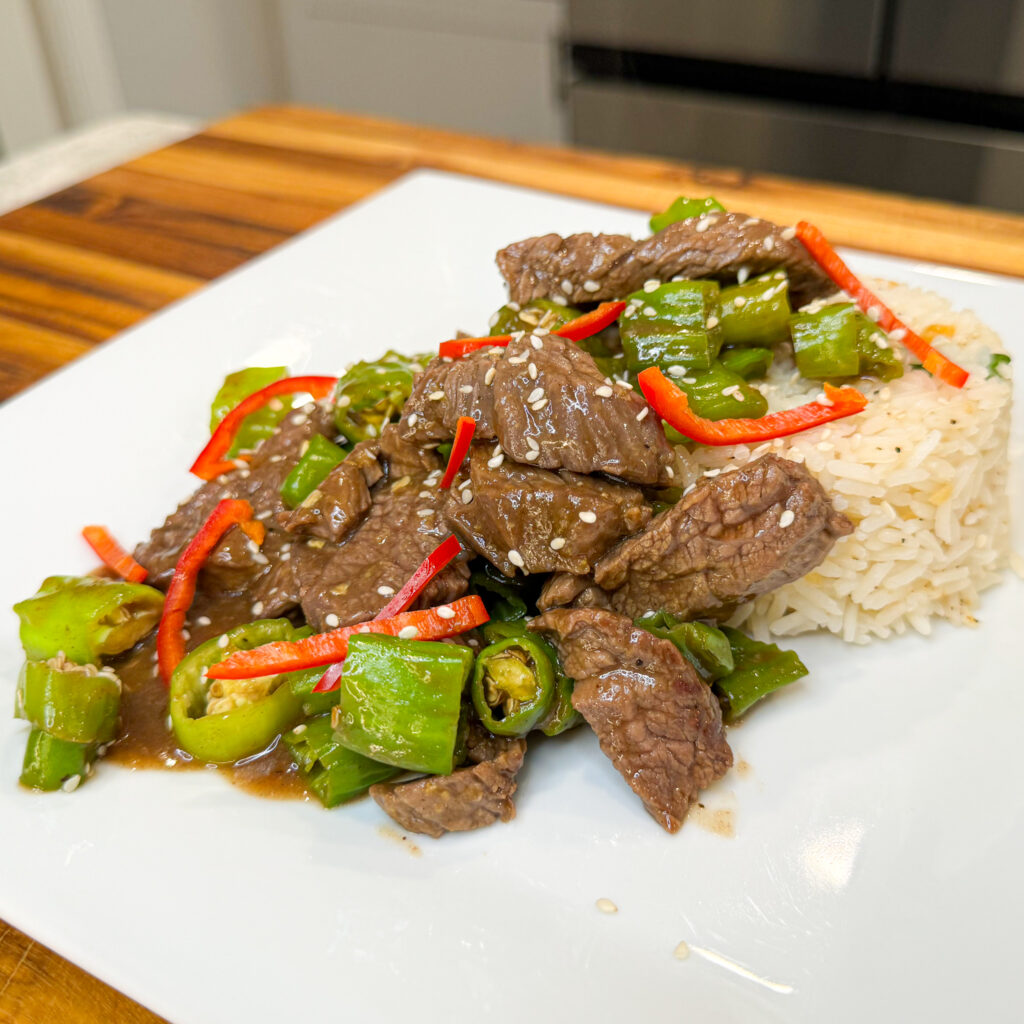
[636,612,734,682]
[14,575,164,666]
[489,298,582,336]
[16,657,120,744]
[650,195,725,233]
[280,434,348,508]
[472,635,556,738]
[714,627,808,723]
[718,345,774,380]
[333,634,473,775]
[19,728,95,792]
[718,271,791,347]
[169,619,307,764]
[284,715,399,808]
[210,366,289,456]
[333,350,428,444]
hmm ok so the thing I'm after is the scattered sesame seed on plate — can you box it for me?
[251,601,264,616]
[583,279,600,293]
[673,941,690,960]
[459,385,473,394]
[531,398,548,411]
[508,549,525,568]
[578,510,597,523]
[781,226,797,240]
[595,898,618,914]
[636,407,649,421]
[527,386,545,404]
[643,305,657,317]
[377,585,395,597]
[484,365,496,385]
[733,296,747,308]
[706,316,720,329]
[524,450,539,461]
[779,509,795,528]
[528,362,538,380]
[462,489,474,503]
[397,626,419,640]
[531,336,544,350]
[61,775,81,793]
[615,379,632,389]
[325,613,340,628]
[217,634,230,648]
[549,536,566,550]
[428,390,445,401]
[437,605,456,619]
[561,278,573,294]
[488,454,505,469]
[736,266,750,284]
[643,278,660,292]
[196,615,211,627]
[763,236,775,251]
[595,385,613,397]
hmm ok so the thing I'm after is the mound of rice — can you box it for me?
[671,280,1013,644]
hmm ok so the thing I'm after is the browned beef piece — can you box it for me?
[395,349,501,445]
[537,572,610,612]
[289,461,469,630]
[496,213,832,309]
[135,404,336,587]
[531,608,731,832]
[492,333,674,485]
[370,729,526,839]
[593,454,853,621]
[378,422,443,479]
[441,445,649,577]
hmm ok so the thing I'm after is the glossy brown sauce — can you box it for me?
[107,592,309,801]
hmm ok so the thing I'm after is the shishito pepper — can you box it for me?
[15,655,120,744]
[14,575,164,666]
[332,634,472,775]
[472,634,556,738]
[620,280,723,374]
[671,362,768,421]
[210,366,288,457]
[649,195,725,233]
[489,298,581,336]
[635,612,734,682]
[717,271,792,347]
[333,350,427,444]
[718,345,774,380]
[19,728,95,792]
[284,714,399,808]
[280,433,348,508]
[714,627,808,723]
[169,619,308,763]
[791,303,904,382]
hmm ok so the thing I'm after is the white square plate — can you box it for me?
[1,171,1021,1024]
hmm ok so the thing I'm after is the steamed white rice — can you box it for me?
[671,280,1013,644]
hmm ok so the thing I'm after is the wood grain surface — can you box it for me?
[1,104,1023,1023]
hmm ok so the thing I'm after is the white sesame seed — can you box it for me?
[458,478,472,491]
[583,279,601,293]
[325,613,340,628]
[217,634,230,648]
[664,466,674,478]
[733,296,747,308]
[866,306,881,322]
[487,454,505,469]
[673,941,691,960]
[526,436,539,451]
[817,391,834,407]
[459,385,473,394]
[890,327,907,341]
[419,490,432,499]
[643,305,658,317]
[549,537,566,551]
[508,549,525,567]
[290,413,308,426]
[61,774,81,793]
[527,386,545,404]
[396,626,418,640]
[706,316,720,329]
[763,236,775,251]
[437,605,456,619]
[482,366,496,389]
[508,355,527,365]
[196,615,211,627]
[873,334,889,350]
[531,398,548,411]
[531,336,544,350]
[703,468,721,478]
[596,898,618,914]
[781,226,796,240]
[721,385,742,399]
[524,450,539,461]
[641,278,659,293]
[561,278,573,294]
[595,385,614,397]
[579,510,597,523]
[736,266,750,284]
[534,326,550,336]
[377,585,395,597]
[416,508,434,517]
[251,601,264,616]
[488,312,500,328]
[292,723,307,735]
[695,220,712,233]
[528,362,538,380]
[637,407,651,422]
[429,390,445,401]
[682,376,697,384]
[493,442,503,455]
[615,379,632,389]
[507,301,520,312]
[779,509,795,528]
[461,489,474,503]
[667,365,686,378]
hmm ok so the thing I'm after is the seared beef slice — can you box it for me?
[370,730,526,838]
[441,445,650,576]
[532,608,731,832]
[594,454,853,621]
[492,332,673,485]
[496,212,832,309]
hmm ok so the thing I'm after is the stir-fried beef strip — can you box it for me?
[440,445,650,577]
[396,349,501,445]
[496,212,833,310]
[537,572,609,612]
[531,607,732,832]
[592,453,853,621]
[492,332,674,486]
[370,727,527,838]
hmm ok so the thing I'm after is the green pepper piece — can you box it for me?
[333,635,472,775]
[635,612,734,682]
[790,304,861,380]
[210,366,288,457]
[14,575,164,666]
[472,635,556,738]
[284,715,399,808]
[650,196,725,233]
[988,352,1011,379]
[620,281,723,374]
[279,434,348,508]
[718,271,792,347]
[169,619,307,763]
[333,350,427,444]
[851,313,904,383]
[490,298,582,336]
[469,565,531,622]
[714,627,808,723]
[19,728,95,792]
[718,345,774,380]
[287,666,338,717]
[16,657,120,744]
[673,362,768,421]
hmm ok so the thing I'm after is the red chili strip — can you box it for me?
[795,222,969,389]
[203,595,490,683]
[190,375,339,480]
[156,499,258,683]
[439,416,476,489]
[638,368,868,446]
[81,525,148,583]
[374,535,464,621]
[438,301,627,359]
